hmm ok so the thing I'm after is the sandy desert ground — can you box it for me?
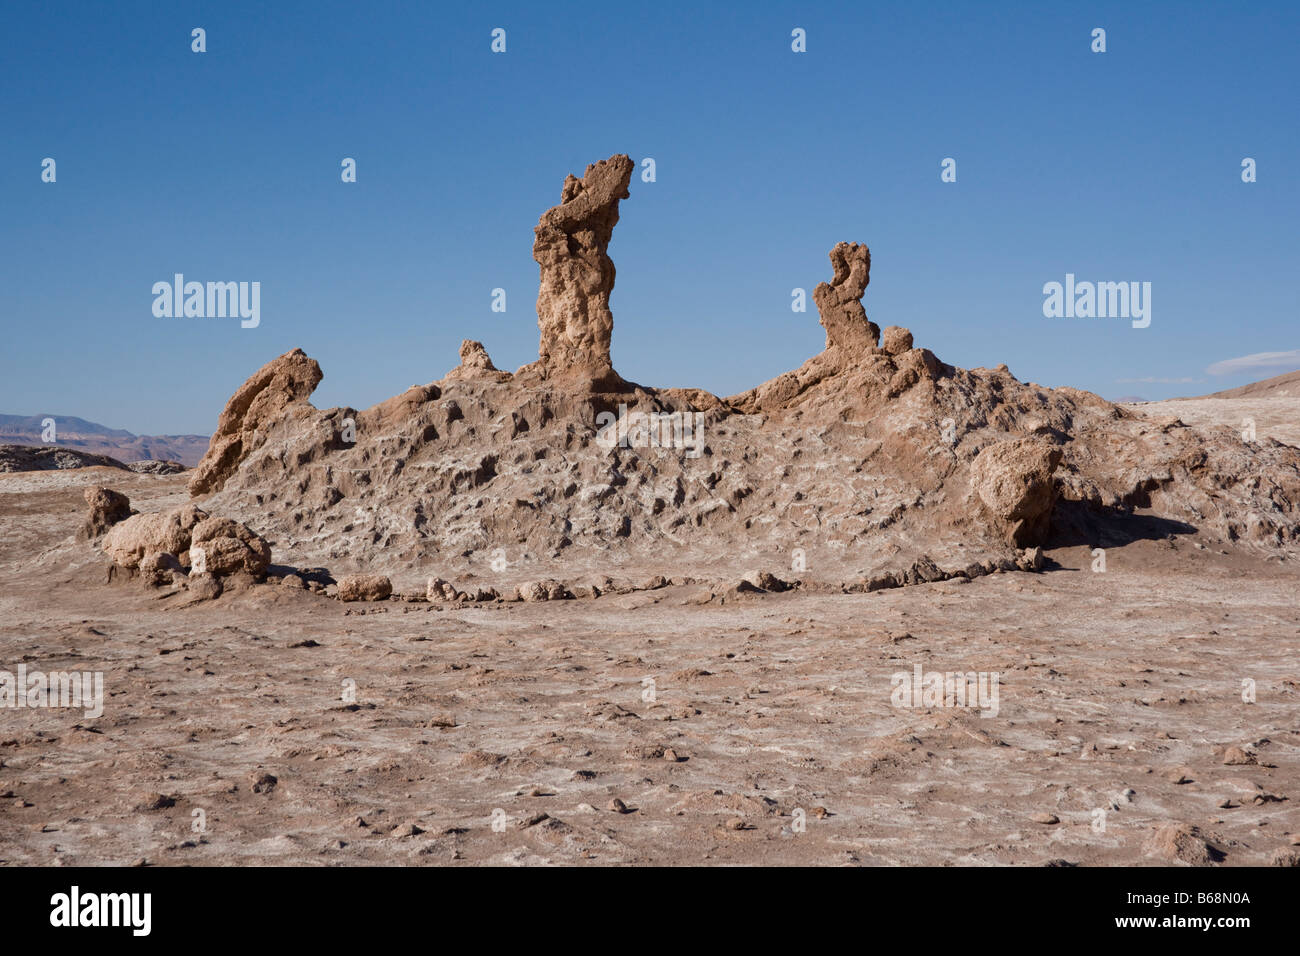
[1122,397,1300,450]
[2,446,1297,867]
[1122,370,1300,449]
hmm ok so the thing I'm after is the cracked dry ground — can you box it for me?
[1,469,1297,865]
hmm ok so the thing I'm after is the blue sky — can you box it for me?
[2,1,1297,435]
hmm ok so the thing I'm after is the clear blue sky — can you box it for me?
[3,1,1296,435]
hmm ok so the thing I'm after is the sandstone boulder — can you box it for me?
[1016,546,1045,571]
[1144,824,1225,865]
[186,571,224,602]
[902,556,945,584]
[743,570,791,592]
[102,505,209,569]
[517,580,569,602]
[101,505,274,583]
[337,573,393,602]
[139,551,183,586]
[189,347,323,496]
[79,486,133,540]
[190,516,272,578]
[969,438,1063,547]
[426,577,463,603]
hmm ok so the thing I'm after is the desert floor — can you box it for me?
[1,462,1297,867]
[1122,396,1300,449]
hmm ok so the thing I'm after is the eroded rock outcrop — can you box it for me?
[445,340,511,383]
[79,487,134,540]
[725,242,945,414]
[880,326,913,356]
[128,460,187,475]
[815,241,878,352]
[0,445,130,473]
[177,155,1300,588]
[521,154,634,390]
[189,348,323,496]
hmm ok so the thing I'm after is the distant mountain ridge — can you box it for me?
[1194,369,1300,400]
[0,414,209,467]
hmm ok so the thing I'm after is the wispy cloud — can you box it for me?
[1206,349,1300,377]
[1115,376,1204,384]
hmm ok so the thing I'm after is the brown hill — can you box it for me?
[0,445,188,475]
[1198,369,1300,400]
[0,414,208,466]
[0,444,131,473]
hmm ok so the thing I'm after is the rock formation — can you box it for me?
[520,154,634,390]
[138,550,184,587]
[445,340,511,383]
[880,326,913,356]
[177,154,1300,591]
[102,504,209,569]
[0,447,188,474]
[188,348,323,496]
[337,573,392,602]
[190,515,272,577]
[128,459,187,475]
[0,444,130,473]
[814,241,878,352]
[102,503,271,585]
[79,486,133,539]
[724,241,947,414]
[968,438,1064,546]
[1144,823,1226,865]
